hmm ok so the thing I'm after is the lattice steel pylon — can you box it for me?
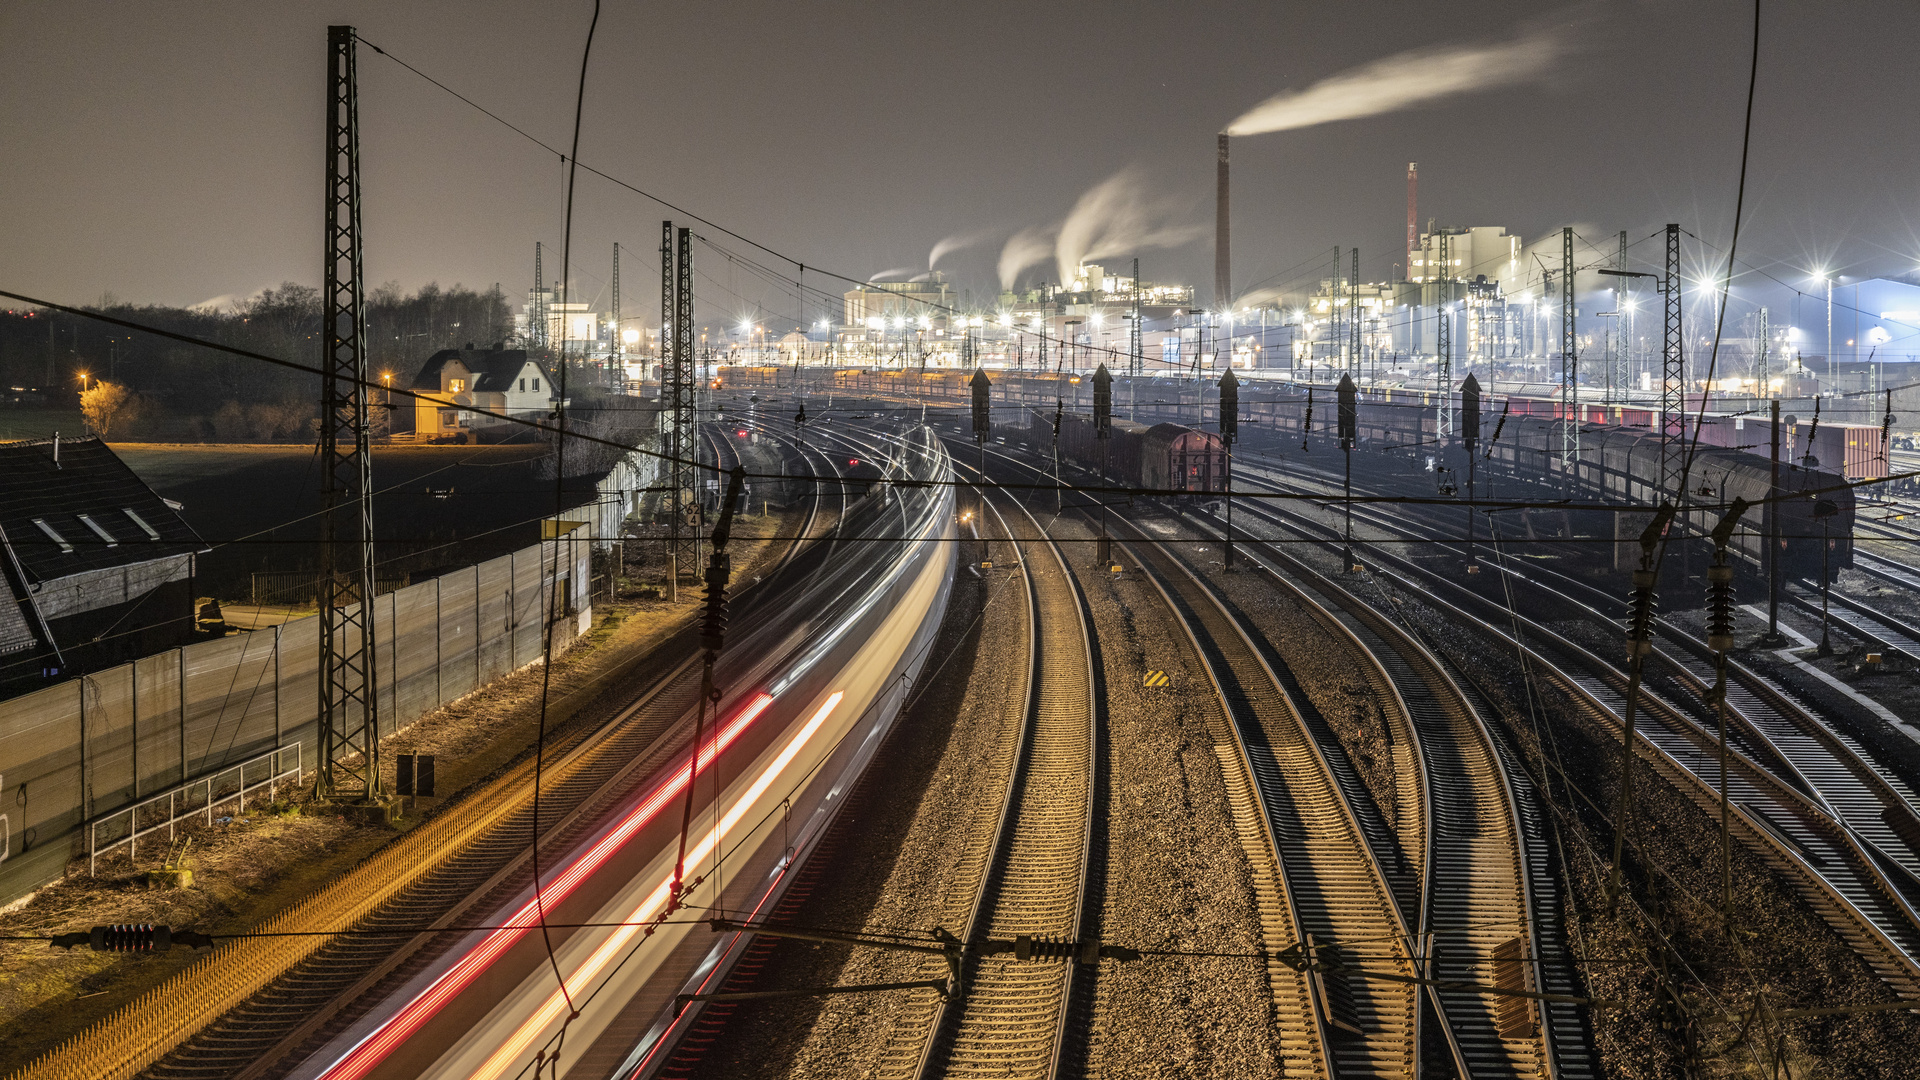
[318,25,381,804]
[663,224,699,600]
[1129,259,1143,378]
[610,242,622,394]
[1662,223,1684,497]
[533,242,546,349]
[1560,226,1577,466]
[1436,232,1452,437]
[1348,247,1361,376]
[1613,230,1630,399]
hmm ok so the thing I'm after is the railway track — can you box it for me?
[1172,510,1582,1079]
[1225,473,1920,995]
[13,434,858,1080]
[1089,505,1420,1076]
[1012,439,1577,1076]
[1241,457,1920,903]
[892,460,1096,1079]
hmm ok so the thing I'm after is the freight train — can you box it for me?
[714,365,1858,576]
[1031,411,1227,494]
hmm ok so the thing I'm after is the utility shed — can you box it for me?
[0,435,207,692]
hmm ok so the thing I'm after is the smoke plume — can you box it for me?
[1053,168,1205,284]
[867,267,918,282]
[929,231,989,270]
[997,227,1057,290]
[1224,26,1567,136]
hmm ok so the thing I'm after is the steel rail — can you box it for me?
[902,454,1096,1080]
[11,435,855,1080]
[1227,482,1920,996]
[1175,509,1571,1080]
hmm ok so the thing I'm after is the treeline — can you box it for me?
[0,282,515,441]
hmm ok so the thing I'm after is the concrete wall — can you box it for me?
[0,449,655,908]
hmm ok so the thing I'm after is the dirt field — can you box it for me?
[111,442,582,599]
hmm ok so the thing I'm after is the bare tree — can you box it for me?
[80,380,133,438]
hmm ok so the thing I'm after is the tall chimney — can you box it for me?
[1215,133,1231,310]
[1406,162,1418,283]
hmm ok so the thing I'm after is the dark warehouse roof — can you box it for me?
[0,436,205,584]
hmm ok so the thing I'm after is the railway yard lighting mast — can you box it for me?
[1560,226,1577,468]
[1437,231,1452,437]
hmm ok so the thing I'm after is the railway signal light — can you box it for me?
[51,925,216,952]
[1461,374,1481,452]
[1092,363,1112,437]
[1336,374,1357,449]
[1217,368,1238,445]
[970,368,991,441]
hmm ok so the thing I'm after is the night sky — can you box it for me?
[4,1,1918,322]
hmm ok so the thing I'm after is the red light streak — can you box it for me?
[314,692,775,1080]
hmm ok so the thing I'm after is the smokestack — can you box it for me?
[1215,133,1230,309]
[1406,162,1417,283]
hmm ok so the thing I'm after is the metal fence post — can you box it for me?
[177,648,187,786]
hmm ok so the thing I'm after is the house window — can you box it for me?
[76,513,117,546]
[31,518,72,553]
[519,378,526,392]
[531,378,541,392]
[122,508,161,539]
[448,378,467,393]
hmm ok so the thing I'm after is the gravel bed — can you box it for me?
[678,507,1024,1078]
[1374,562,1920,1076]
[1040,506,1281,1078]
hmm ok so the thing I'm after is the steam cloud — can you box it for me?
[1224,26,1567,136]
[997,227,1056,290]
[868,267,918,282]
[929,231,989,270]
[1053,168,1206,284]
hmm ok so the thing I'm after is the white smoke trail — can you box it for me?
[929,231,990,270]
[867,267,918,282]
[1225,26,1568,136]
[1053,168,1206,284]
[997,227,1057,290]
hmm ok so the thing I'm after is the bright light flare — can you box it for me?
[315,693,776,1080]
[470,693,847,1080]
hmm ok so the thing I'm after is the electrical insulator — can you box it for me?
[1706,564,1735,653]
[51,924,215,952]
[1013,934,1078,961]
[700,555,730,653]
[1626,571,1658,659]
